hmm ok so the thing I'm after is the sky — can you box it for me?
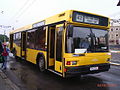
[0,0,120,36]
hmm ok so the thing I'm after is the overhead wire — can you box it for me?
[15,0,36,20]
[8,0,37,24]
[8,0,30,23]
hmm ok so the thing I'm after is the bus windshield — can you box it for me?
[66,26,109,53]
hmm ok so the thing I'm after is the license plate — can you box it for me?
[90,67,98,71]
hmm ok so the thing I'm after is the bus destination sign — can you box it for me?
[72,11,108,26]
[76,14,99,24]
[32,20,45,28]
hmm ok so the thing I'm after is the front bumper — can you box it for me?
[65,63,110,77]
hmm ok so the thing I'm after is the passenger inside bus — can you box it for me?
[79,38,90,49]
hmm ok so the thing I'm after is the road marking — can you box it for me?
[110,62,120,66]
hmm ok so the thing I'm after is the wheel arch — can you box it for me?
[36,52,47,71]
[36,52,45,64]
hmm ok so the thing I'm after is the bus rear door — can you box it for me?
[21,32,27,59]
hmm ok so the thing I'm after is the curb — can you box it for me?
[0,70,20,90]
[110,51,120,53]
[110,62,120,66]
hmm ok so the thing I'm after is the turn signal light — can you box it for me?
[66,61,71,65]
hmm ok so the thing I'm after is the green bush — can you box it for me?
[0,34,9,42]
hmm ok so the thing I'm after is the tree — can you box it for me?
[0,34,9,42]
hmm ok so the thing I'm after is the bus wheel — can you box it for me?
[38,57,45,72]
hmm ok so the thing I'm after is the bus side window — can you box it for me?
[27,29,36,49]
[14,32,21,47]
[35,27,46,50]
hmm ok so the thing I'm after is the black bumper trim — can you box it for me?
[65,63,110,77]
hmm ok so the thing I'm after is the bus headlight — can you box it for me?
[66,61,77,65]
[72,61,77,65]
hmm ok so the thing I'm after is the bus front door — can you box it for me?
[48,25,64,76]
[54,26,64,74]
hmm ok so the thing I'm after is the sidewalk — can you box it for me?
[0,69,20,90]
[110,62,120,66]
[110,50,120,53]
[110,50,120,66]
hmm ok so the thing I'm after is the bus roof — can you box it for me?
[10,10,110,34]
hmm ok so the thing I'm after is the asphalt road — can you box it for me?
[111,53,120,63]
[3,53,120,90]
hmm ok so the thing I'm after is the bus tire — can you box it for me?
[38,56,45,72]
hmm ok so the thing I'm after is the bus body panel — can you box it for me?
[55,61,62,73]
[26,48,47,64]
[49,58,55,66]
[13,43,21,57]
[64,53,111,67]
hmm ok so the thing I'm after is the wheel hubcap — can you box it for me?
[39,57,44,71]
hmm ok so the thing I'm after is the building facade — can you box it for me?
[109,26,120,45]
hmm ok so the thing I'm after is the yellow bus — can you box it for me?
[10,10,111,77]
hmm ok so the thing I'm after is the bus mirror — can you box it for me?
[68,25,73,37]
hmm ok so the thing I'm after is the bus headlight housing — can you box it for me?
[72,61,77,65]
[66,61,77,65]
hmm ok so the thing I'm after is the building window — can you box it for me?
[116,34,119,37]
[111,35,114,38]
[116,28,118,30]
[111,28,113,31]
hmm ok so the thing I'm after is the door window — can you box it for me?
[56,27,63,61]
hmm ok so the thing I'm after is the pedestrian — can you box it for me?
[0,41,4,68]
[1,43,9,70]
